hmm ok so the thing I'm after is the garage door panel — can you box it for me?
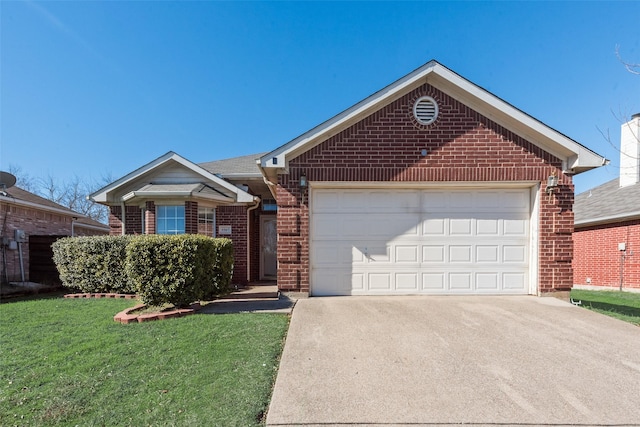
[476,246,499,262]
[450,273,472,290]
[503,246,527,263]
[450,218,472,235]
[504,219,527,235]
[422,273,446,290]
[423,218,446,235]
[423,245,445,262]
[396,273,419,290]
[476,273,499,290]
[310,187,531,296]
[395,245,419,263]
[450,246,472,262]
[477,219,499,235]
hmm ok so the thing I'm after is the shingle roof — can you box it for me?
[1,186,109,230]
[574,179,640,226]
[199,153,266,177]
[2,186,78,214]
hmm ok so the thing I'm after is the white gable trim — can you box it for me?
[259,60,607,179]
[91,151,256,204]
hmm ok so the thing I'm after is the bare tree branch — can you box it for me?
[616,44,640,75]
[7,168,110,224]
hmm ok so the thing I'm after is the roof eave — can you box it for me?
[575,211,640,228]
[0,195,88,218]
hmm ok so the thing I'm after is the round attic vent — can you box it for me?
[413,96,438,125]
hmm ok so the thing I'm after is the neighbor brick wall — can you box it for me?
[573,220,640,289]
[216,205,249,285]
[1,202,107,282]
[277,83,573,294]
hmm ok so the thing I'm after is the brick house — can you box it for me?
[90,152,276,285]
[573,114,640,291]
[1,186,109,284]
[94,61,606,296]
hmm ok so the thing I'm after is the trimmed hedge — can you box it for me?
[126,235,233,307]
[52,235,234,306]
[52,235,135,294]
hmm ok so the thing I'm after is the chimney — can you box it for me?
[620,113,640,188]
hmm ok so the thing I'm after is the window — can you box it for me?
[157,205,185,235]
[198,207,215,236]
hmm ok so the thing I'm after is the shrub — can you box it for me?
[52,235,135,293]
[125,235,233,307]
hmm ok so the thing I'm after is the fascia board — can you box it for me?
[429,70,607,172]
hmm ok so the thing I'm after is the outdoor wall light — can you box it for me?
[299,173,308,189]
[546,174,559,194]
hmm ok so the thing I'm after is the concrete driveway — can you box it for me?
[267,296,640,426]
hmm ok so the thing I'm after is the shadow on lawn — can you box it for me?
[581,299,640,319]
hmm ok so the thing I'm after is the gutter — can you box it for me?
[575,210,640,228]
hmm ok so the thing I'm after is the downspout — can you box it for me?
[121,200,126,235]
[247,197,261,284]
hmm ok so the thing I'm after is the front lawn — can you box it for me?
[0,297,289,426]
[570,289,640,326]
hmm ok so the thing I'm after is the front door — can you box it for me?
[260,216,277,279]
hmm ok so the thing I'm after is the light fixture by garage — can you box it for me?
[413,96,438,125]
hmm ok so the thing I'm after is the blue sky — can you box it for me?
[1,1,639,194]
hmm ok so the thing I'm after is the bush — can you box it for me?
[125,235,233,307]
[52,235,135,294]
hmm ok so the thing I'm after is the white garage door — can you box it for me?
[310,188,532,296]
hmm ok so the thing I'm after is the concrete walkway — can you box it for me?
[267,296,640,426]
[199,282,296,314]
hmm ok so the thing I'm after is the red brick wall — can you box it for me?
[573,220,640,289]
[216,205,249,285]
[145,201,156,234]
[185,201,198,234]
[1,202,107,282]
[110,202,251,285]
[109,205,142,235]
[277,83,573,294]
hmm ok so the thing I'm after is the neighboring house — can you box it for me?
[573,114,640,290]
[1,186,110,284]
[92,60,607,296]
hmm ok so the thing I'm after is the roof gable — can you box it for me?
[259,60,606,180]
[91,151,256,204]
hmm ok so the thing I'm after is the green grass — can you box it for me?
[0,297,289,426]
[571,289,640,326]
